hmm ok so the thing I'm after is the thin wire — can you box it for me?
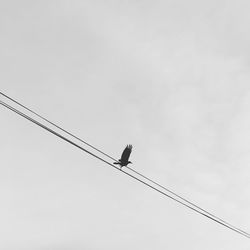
[1,91,249,237]
[125,166,250,237]
[0,99,250,239]
[0,91,114,161]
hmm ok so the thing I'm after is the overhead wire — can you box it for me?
[0,91,113,160]
[0,99,250,239]
[1,91,249,237]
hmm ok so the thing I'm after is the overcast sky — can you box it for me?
[1,0,250,249]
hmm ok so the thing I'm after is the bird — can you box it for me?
[114,144,133,169]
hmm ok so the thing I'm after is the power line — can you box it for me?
[0,99,249,239]
[125,165,250,236]
[1,91,249,237]
[0,91,113,161]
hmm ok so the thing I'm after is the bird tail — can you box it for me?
[113,162,119,165]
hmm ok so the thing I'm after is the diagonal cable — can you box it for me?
[1,91,249,237]
[0,91,113,160]
[0,99,250,239]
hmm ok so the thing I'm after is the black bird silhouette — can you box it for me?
[114,144,133,169]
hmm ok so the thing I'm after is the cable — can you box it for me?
[0,91,115,161]
[0,99,250,239]
[1,91,249,237]
[125,166,250,237]
[1,92,249,237]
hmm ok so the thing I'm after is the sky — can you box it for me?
[0,0,250,249]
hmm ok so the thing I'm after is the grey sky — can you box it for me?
[1,0,250,249]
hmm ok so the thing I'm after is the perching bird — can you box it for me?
[114,144,133,169]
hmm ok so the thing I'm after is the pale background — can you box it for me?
[0,0,250,249]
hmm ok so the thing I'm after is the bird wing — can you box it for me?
[121,144,132,162]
